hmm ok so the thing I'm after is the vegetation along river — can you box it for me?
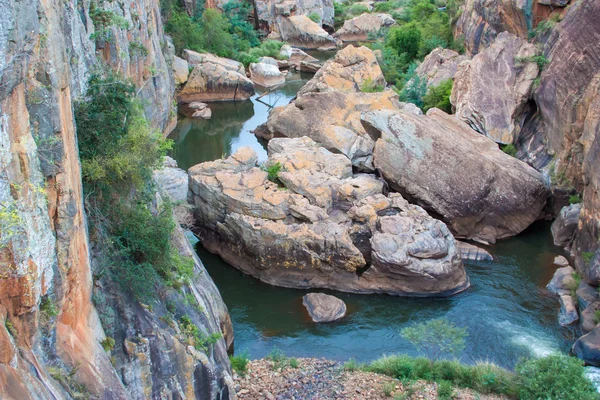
[168,67,577,370]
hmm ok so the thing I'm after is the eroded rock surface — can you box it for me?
[365,109,549,243]
[335,13,395,42]
[250,58,286,88]
[303,293,347,322]
[278,15,336,49]
[551,203,582,248]
[189,139,469,296]
[451,32,539,144]
[415,48,468,88]
[254,0,335,33]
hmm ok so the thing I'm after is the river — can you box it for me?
[168,65,577,369]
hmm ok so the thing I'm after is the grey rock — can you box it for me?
[551,203,582,248]
[573,326,600,367]
[578,280,599,310]
[559,293,579,326]
[547,266,576,295]
[302,293,347,322]
[457,241,493,261]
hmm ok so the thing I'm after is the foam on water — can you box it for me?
[494,320,560,358]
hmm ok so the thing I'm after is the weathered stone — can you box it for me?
[553,255,570,267]
[183,49,246,74]
[178,61,255,103]
[334,13,395,42]
[279,45,320,68]
[415,48,469,88]
[302,293,347,322]
[173,56,189,85]
[260,90,400,171]
[581,302,600,334]
[546,266,576,295]
[578,280,599,311]
[254,0,335,33]
[457,241,493,261]
[192,107,212,119]
[278,15,336,49]
[573,326,600,366]
[298,45,386,95]
[250,61,286,87]
[558,293,579,326]
[551,204,582,248]
[300,61,322,73]
[451,32,539,144]
[366,108,549,243]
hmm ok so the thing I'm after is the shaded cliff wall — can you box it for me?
[0,0,233,398]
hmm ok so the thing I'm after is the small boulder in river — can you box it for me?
[364,108,549,243]
[546,266,576,295]
[573,326,600,367]
[457,241,493,261]
[303,293,347,322]
[189,102,211,119]
[558,293,579,326]
[250,57,286,88]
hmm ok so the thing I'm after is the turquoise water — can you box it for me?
[169,65,576,369]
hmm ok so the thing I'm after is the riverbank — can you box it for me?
[233,358,508,400]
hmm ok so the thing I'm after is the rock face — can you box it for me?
[551,203,582,248]
[298,45,386,96]
[451,32,539,144]
[189,139,469,296]
[334,13,395,42]
[573,327,600,367]
[260,90,400,170]
[254,0,335,33]
[302,293,347,322]
[0,0,233,398]
[415,48,468,88]
[178,53,255,103]
[250,58,286,87]
[173,56,190,85]
[365,108,549,243]
[278,15,337,49]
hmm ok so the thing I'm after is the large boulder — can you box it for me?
[173,56,189,85]
[451,32,539,144]
[183,50,246,75]
[278,15,336,49]
[415,48,468,88]
[302,293,347,322]
[558,293,579,326]
[250,58,286,88]
[298,45,386,95]
[551,203,582,248]
[258,90,401,171]
[254,0,335,33]
[457,241,493,261]
[546,266,576,295]
[334,13,395,42]
[189,138,469,296]
[365,108,549,243]
[573,326,600,366]
[279,45,319,68]
[178,59,255,103]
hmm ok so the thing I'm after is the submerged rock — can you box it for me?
[551,203,582,248]
[365,108,549,243]
[451,32,539,144]
[189,138,469,296]
[554,255,570,267]
[302,293,347,322]
[334,13,395,42]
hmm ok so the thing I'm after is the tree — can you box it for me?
[422,79,453,113]
[386,24,422,64]
[401,318,467,364]
[199,9,235,58]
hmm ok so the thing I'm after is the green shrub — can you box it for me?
[179,315,222,352]
[422,79,453,113]
[0,199,24,247]
[516,354,598,400]
[375,1,395,13]
[383,381,395,397]
[89,2,130,42]
[344,358,361,371]
[100,336,116,352]
[308,12,321,23]
[289,357,299,368]
[500,144,517,157]
[230,350,250,376]
[437,380,454,399]
[40,296,59,318]
[349,3,370,15]
[266,347,298,370]
[361,78,385,92]
[401,318,467,364]
[399,63,427,107]
[387,24,422,64]
[569,194,582,204]
[583,252,595,264]
[262,161,284,184]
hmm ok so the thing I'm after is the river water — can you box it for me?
[168,67,577,369]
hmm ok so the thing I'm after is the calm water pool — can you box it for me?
[170,65,576,369]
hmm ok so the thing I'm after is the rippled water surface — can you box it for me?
[169,62,576,369]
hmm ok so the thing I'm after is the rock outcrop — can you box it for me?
[551,203,582,248]
[0,0,234,398]
[189,139,469,296]
[298,45,386,96]
[573,327,600,367]
[173,56,190,85]
[178,52,255,103]
[250,57,286,87]
[302,293,347,322]
[334,13,395,42]
[415,48,468,88]
[254,0,335,33]
[279,45,320,68]
[365,109,549,243]
[451,32,539,144]
[278,15,337,49]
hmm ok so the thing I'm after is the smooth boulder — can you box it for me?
[573,326,600,367]
[551,203,582,248]
[365,108,549,243]
[302,293,347,322]
[335,13,395,42]
[173,56,189,85]
[415,48,468,88]
[546,266,576,295]
[178,62,255,103]
[250,59,286,88]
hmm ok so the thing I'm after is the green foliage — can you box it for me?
[266,348,298,370]
[401,318,467,363]
[200,9,235,57]
[422,79,453,113]
[349,3,371,15]
[179,315,222,352]
[344,358,362,371]
[334,2,350,29]
[0,199,24,247]
[262,161,284,184]
[5,319,17,338]
[569,194,582,204]
[230,350,251,376]
[399,63,427,107]
[361,78,385,92]
[236,40,285,67]
[48,366,90,399]
[500,144,517,157]
[223,1,261,51]
[595,309,600,325]
[100,336,116,352]
[529,14,560,39]
[375,1,395,13]
[382,381,395,397]
[437,380,454,399]
[129,41,149,57]
[89,2,130,42]
[40,296,59,318]
[308,12,321,23]
[515,55,549,70]
[516,354,598,400]
[387,24,422,64]
[583,252,595,264]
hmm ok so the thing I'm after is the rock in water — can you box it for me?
[559,294,579,326]
[303,293,347,322]
[278,15,336,49]
[574,327,600,367]
[546,266,576,295]
[364,108,549,243]
[457,241,493,261]
[451,32,539,144]
[250,58,286,88]
[551,203,582,248]
[334,13,395,42]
